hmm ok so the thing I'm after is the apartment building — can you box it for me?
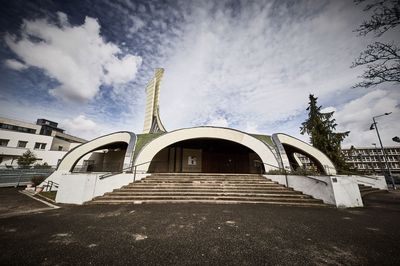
[342,146,400,175]
[296,146,400,176]
[0,117,86,167]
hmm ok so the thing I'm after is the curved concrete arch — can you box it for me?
[57,131,136,172]
[273,133,336,175]
[134,127,279,172]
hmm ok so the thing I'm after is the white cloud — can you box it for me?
[206,116,229,128]
[3,1,399,148]
[4,59,28,70]
[5,12,142,102]
[321,107,337,113]
[333,89,400,147]
[157,1,370,133]
[61,115,99,140]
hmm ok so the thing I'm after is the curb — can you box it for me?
[19,190,60,209]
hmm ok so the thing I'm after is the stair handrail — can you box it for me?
[132,160,168,182]
[99,160,167,181]
[254,160,289,187]
[99,165,134,180]
[324,164,379,180]
[42,180,59,191]
[254,160,328,186]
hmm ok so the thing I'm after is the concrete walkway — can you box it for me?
[0,188,56,218]
[0,188,400,265]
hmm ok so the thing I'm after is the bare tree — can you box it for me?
[352,0,400,88]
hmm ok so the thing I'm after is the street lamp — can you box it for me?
[370,112,396,189]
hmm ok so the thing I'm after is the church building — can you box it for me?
[42,69,387,207]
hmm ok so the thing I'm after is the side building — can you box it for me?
[342,146,400,176]
[0,117,86,167]
[297,146,400,176]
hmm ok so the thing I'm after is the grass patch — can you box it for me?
[39,191,57,201]
[133,133,165,160]
[250,134,274,146]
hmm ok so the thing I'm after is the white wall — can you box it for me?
[50,137,72,151]
[265,174,363,207]
[331,177,363,208]
[0,129,53,151]
[54,171,148,204]
[0,129,83,167]
[345,175,388,190]
[34,150,68,166]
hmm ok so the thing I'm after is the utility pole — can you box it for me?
[370,113,395,189]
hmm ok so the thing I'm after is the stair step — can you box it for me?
[94,195,320,201]
[89,199,326,207]
[105,192,309,197]
[114,189,298,193]
[90,173,326,207]
[358,184,385,197]
[124,183,284,187]
[139,180,274,183]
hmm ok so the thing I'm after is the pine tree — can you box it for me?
[300,94,350,172]
[17,150,37,168]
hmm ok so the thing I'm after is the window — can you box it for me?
[17,141,28,148]
[83,160,95,172]
[34,142,47,150]
[0,139,9,147]
[0,123,36,134]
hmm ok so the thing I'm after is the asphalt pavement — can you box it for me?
[1,188,400,265]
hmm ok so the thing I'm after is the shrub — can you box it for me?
[266,169,287,175]
[31,176,46,187]
[33,162,52,169]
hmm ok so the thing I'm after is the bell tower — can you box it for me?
[142,68,167,133]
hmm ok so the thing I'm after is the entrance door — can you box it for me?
[202,151,249,173]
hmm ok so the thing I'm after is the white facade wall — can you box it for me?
[55,172,148,204]
[0,129,53,151]
[34,150,69,166]
[265,174,363,208]
[0,129,83,167]
[0,117,40,133]
[346,175,388,190]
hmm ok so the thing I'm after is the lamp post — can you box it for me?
[370,112,395,189]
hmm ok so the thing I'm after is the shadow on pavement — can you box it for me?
[0,187,55,218]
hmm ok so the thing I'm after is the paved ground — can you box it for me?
[1,188,400,265]
[0,188,54,218]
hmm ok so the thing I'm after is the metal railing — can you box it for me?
[42,180,59,191]
[324,164,380,180]
[132,161,153,182]
[254,160,289,186]
[72,162,125,173]
[98,161,167,181]
[98,165,133,179]
[0,168,54,187]
[254,160,328,186]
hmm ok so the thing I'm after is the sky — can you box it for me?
[0,0,399,148]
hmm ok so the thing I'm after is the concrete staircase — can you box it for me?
[358,184,385,197]
[90,173,327,206]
